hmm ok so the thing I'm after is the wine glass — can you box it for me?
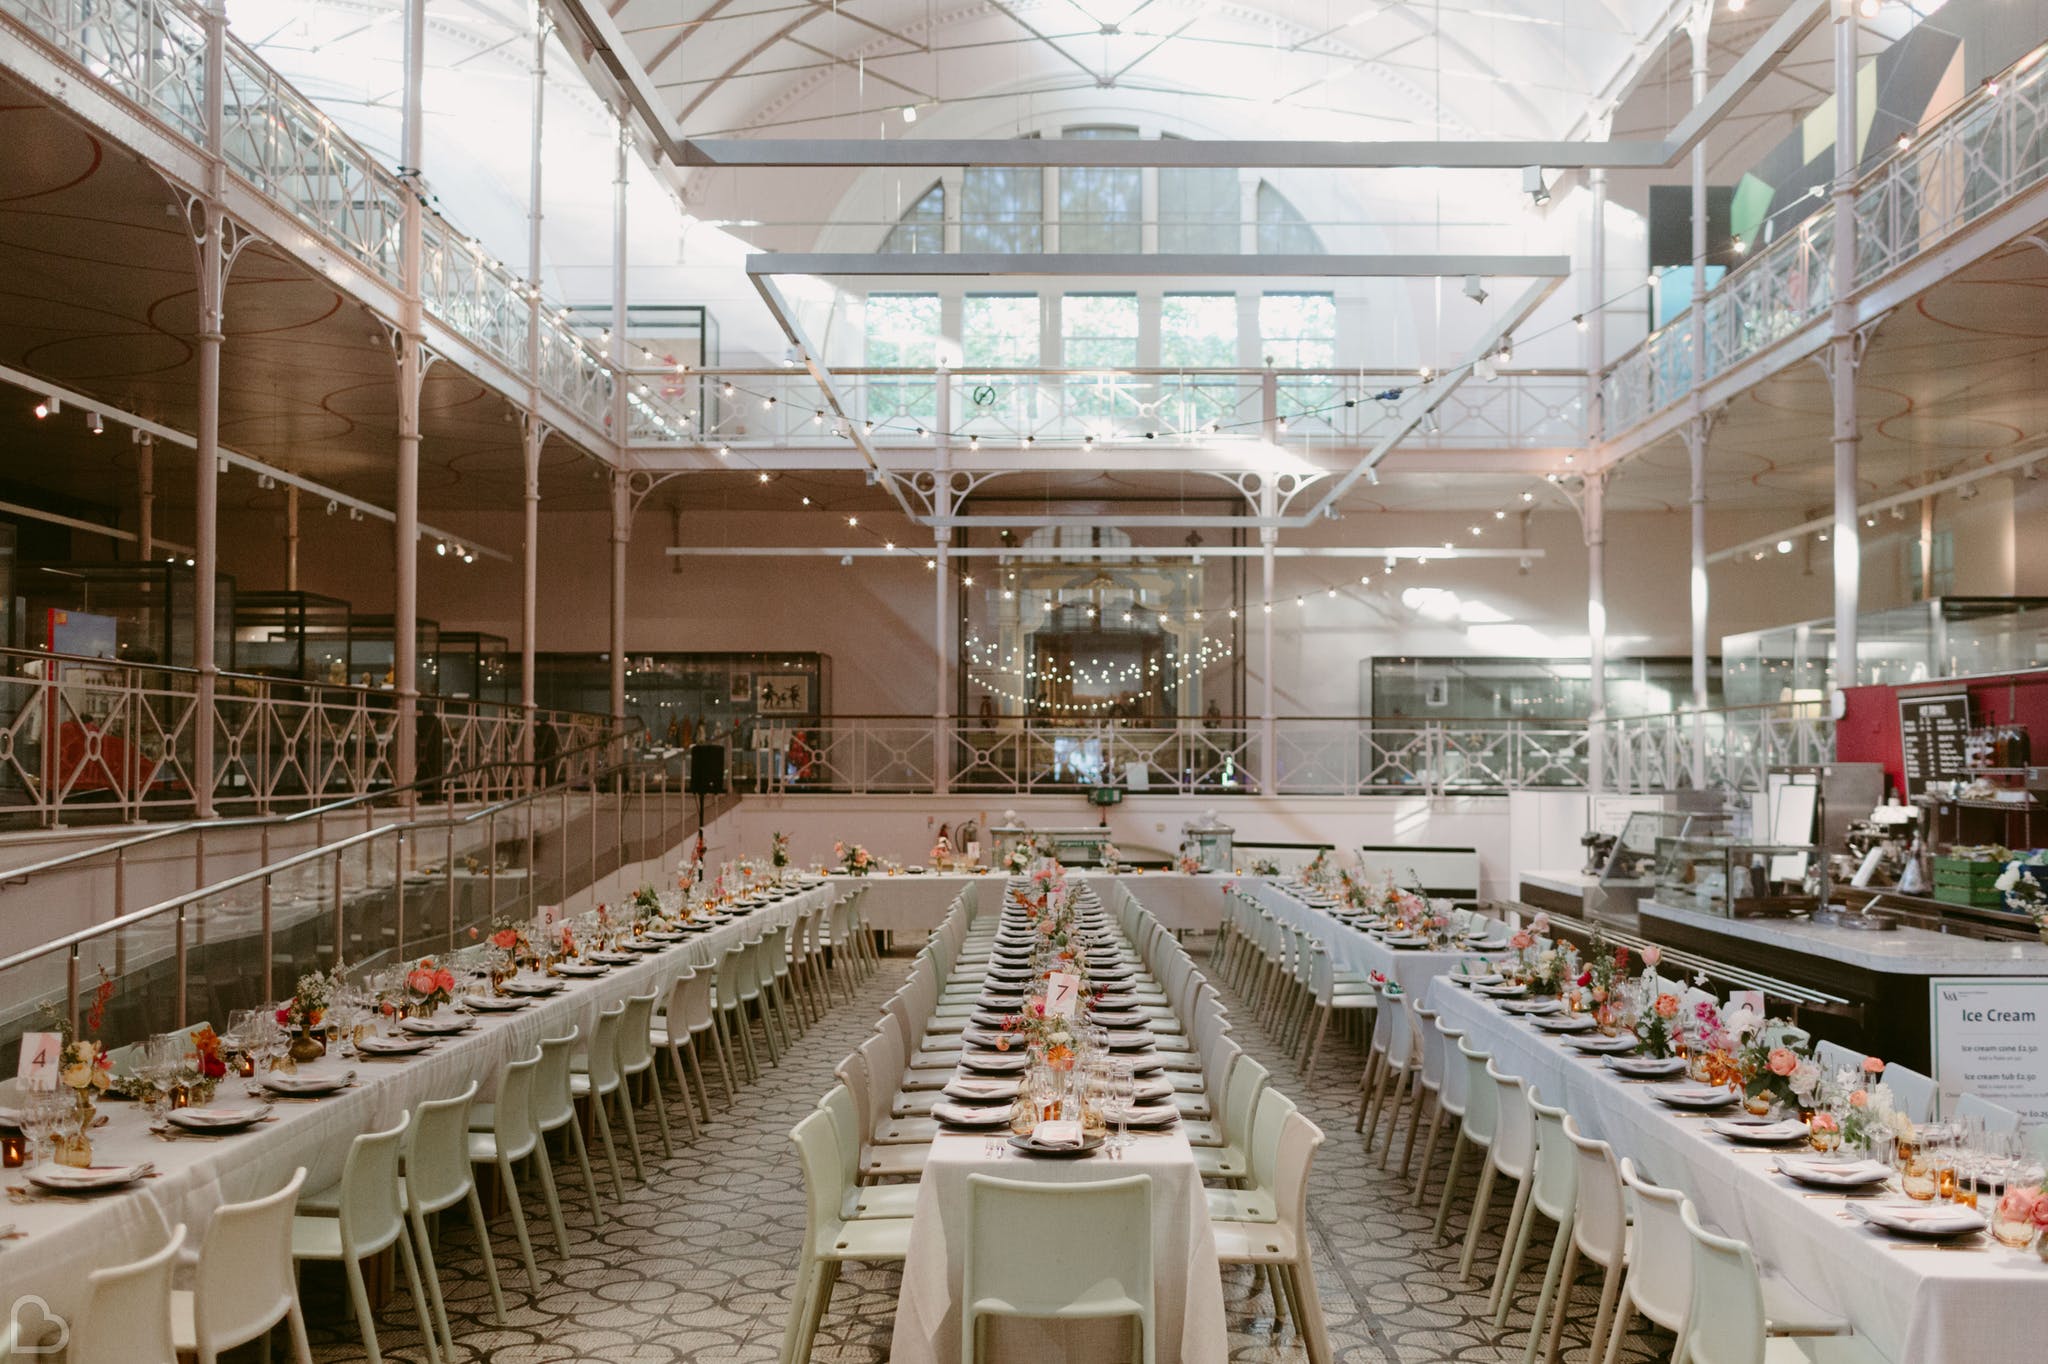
[1109,1062,1136,1154]
[19,1088,65,1167]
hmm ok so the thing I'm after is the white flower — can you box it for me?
[1995,866,2020,892]
[1724,1005,1762,1042]
[1790,1060,1823,1100]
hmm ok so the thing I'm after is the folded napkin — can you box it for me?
[263,1069,356,1093]
[1860,1200,1983,1223]
[1031,1120,1084,1149]
[1706,1118,1808,1141]
[1776,1157,1891,1184]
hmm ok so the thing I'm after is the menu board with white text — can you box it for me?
[1898,692,1973,799]
[1928,978,2048,1124]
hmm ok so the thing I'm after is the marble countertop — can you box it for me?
[1641,897,2048,976]
[1519,867,1602,895]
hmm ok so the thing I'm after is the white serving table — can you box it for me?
[1431,979,2048,1363]
[1240,878,1504,998]
[0,883,834,1331]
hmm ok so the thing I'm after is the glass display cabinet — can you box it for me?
[1602,811,1729,884]
[1654,835,1822,917]
[332,615,439,694]
[438,631,514,703]
[18,561,235,670]
[1180,811,1235,872]
[233,592,351,683]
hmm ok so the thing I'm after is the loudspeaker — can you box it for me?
[686,743,728,795]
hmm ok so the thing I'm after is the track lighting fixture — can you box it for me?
[87,412,103,435]
[1521,165,1550,206]
[1462,274,1488,305]
[34,397,57,419]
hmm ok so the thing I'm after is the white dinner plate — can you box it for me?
[1704,1117,1809,1144]
[462,995,529,1012]
[401,1016,473,1036]
[1120,1104,1179,1129]
[357,1035,436,1056]
[503,979,564,996]
[28,1163,151,1193]
[1564,1034,1642,1054]
[1465,939,1511,952]
[1848,1201,1988,1238]
[1449,973,1504,988]
[554,963,609,978]
[1772,1156,1892,1189]
[167,1104,272,1132]
[944,1076,1022,1102]
[1532,1014,1599,1033]
[959,1051,1029,1074]
[1500,998,1565,1016]
[262,1069,356,1096]
[1474,983,1528,998]
[932,1101,1012,1127]
[1604,1054,1688,1076]
[1651,1084,1740,1111]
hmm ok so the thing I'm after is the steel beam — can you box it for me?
[751,253,1571,279]
[663,545,1547,560]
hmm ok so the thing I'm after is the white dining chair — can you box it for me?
[648,974,703,1139]
[1462,1059,1534,1283]
[1812,1040,1866,1074]
[1397,1002,1445,1179]
[1190,1050,1267,1180]
[172,1168,313,1364]
[815,1084,923,1218]
[1540,1118,1628,1364]
[832,1044,931,1180]
[469,1046,548,1292]
[531,1029,605,1236]
[785,1108,912,1364]
[660,965,735,1114]
[71,1223,186,1364]
[1301,944,1377,1085]
[1493,1090,1576,1331]
[571,1002,634,1197]
[616,989,672,1160]
[402,1081,503,1355]
[1878,1062,1936,1123]
[1435,1037,1496,1245]
[1952,1092,2021,1133]
[1678,1202,1884,1364]
[962,1173,1156,1364]
[713,945,762,1082]
[1207,1086,1297,1224]
[292,1114,438,1364]
[1211,1108,1333,1364]
[1412,1016,1467,1208]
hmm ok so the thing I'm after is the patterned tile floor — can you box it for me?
[299,943,1671,1363]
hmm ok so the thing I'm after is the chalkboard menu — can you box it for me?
[1899,692,1974,799]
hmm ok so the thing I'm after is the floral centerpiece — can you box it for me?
[835,841,873,876]
[771,831,791,873]
[999,993,1082,1068]
[186,1024,227,1100]
[1730,1011,1817,1114]
[404,957,457,1016]
[1249,856,1281,877]
[278,970,334,1061]
[1301,848,1335,891]
[1992,1181,2048,1251]
[1002,842,1032,875]
[1637,990,1681,1058]
[1100,843,1122,875]
[1996,854,2048,944]
[38,969,116,1165]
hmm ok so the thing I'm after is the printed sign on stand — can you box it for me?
[1045,971,1081,1020]
[1928,978,2048,1125]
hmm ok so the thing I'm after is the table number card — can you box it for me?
[16,1032,60,1090]
[538,903,563,933]
[1046,971,1081,1020]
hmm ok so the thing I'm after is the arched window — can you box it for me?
[1060,126,1141,252]
[882,181,944,253]
[1256,181,1323,254]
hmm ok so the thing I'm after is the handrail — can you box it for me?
[0,724,639,888]
[0,750,667,976]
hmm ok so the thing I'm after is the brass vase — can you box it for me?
[289,1029,327,1064]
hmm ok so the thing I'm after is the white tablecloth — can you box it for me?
[1241,879,1496,997]
[890,1132,1228,1364]
[0,884,834,1328]
[1431,981,2048,1364]
[886,885,1226,1364]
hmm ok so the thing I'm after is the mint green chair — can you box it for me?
[962,1172,1155,1363]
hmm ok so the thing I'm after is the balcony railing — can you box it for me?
[626,367,1586,451]
[1593,703,1834,795]
[0,0,614,434]
[0,645,617,828]
[731,707,1833,798]
[1600,49,2048,440]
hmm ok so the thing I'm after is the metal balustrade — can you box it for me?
[1600,51,2048,442]
[623,366,1588,452]
[0,0,614,435]
[0,755,724,1057]
[733,708,1830,798]
[0,645,615,828]
[1593,703,1835,795]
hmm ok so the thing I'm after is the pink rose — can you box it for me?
[1862,1056,1885,1075]
[1529,913,1551,935]
[1848,1089,1868,1108]
[1766,1048,1798,1077]
[1510,930,1535,951]
[1641,945,1662,969]
[1654,994,1679,1019]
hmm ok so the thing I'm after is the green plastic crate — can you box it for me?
[1934,883,2005,907]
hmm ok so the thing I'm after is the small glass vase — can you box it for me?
[1991,1202,2040,1250]
[54,1089,96,1167]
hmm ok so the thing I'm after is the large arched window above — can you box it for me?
[1256,181,1324,254]
[882,181,944,253]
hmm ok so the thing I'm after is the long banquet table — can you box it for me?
[1431,979,2048,1363]
[1239,877,1503,996]
[887,883,1227,1364]
[0,881,837,1329]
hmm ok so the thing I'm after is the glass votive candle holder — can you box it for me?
[1,1133,26,1167]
